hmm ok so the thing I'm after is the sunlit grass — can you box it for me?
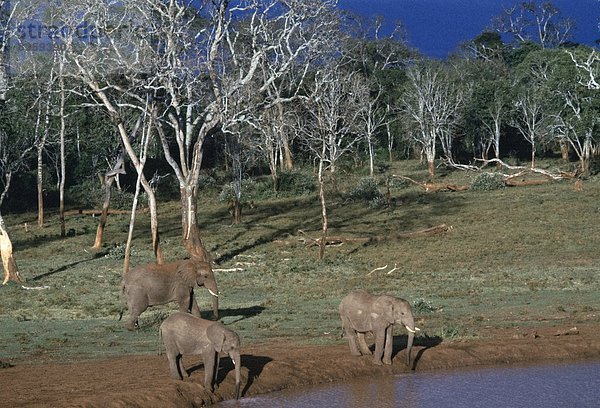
[1,160,599,363]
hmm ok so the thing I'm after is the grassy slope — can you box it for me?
[0,160,598,363]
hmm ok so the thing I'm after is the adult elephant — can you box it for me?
[160,312,241,399]
[121,259,219,331]
[339,289,420,366]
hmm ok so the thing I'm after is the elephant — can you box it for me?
[121,259,219,331]
[339,289,420,366]
[160,312,241,399]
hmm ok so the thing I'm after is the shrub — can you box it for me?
[67,180,148,209]
[411,298,437,314]
[387,176,410,189]
[368,195,388,210]
[348,177,384,202]
[219,179,261,203]
[470,172,505,191]
[67,180,103,208]
[105,244,126,260]
[277,170,316,195]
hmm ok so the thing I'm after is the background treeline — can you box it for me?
[0,1,597,245]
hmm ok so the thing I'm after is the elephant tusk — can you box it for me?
[405,326,418,333]
[415,326,421,331]
[208,289,219,297]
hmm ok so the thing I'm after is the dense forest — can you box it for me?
[0,1,598,281]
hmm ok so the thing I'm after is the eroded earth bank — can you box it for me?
[1,323,599,407]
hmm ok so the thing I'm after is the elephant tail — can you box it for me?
[157,326,163,356]
[118,281,127,321]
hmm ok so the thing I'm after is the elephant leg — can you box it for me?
[167,352,184,380]
[372,329,385,365]
[356,332,372,355]
[203,350,216,392]
[177,354,188,379]
[214,354,221,387]
[189,295,202,318]
[126,302,146,331]
[177,294,192,313]
[342,318,362,356]
[382,325,394,365]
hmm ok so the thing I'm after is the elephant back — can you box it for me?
[123,262,179,286]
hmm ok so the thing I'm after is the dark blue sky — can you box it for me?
[338,0,599,58]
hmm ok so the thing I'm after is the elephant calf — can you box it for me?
[160,312,241,399]
[339,289,420,366]
[121,259,219,330]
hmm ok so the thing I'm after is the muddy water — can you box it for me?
[219,361,600,407]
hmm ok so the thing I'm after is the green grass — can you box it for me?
[1,160,599,363]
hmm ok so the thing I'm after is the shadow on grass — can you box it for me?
[29,251,108,281]
[207,306,266,324]
[391,333,443,370]
[211,196,321,264]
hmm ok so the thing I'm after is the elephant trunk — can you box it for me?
[405,330,414,367]
[211,293,219,320]
[204,279,219,320]
[230,350,241,399]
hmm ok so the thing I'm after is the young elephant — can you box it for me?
[160,312,241,399]
[121,259,219,330]
[339,289,420,366]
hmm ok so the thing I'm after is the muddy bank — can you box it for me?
[1,323,599,407]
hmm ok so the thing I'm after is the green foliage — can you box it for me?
[368,195,388,210]
[412,298,438,314]
[277,170,316,195]
[198,172,219,190]
[589,157,600,176]
[347,177,384,202]
[439,325,461,339]
[387,176,410,189]
[218,178,270,202]
[470,172,506,191]
[105,244,126,260]
[67,179,148,209]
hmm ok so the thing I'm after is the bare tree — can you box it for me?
[481,87,509,160]
[124,107,154,274]
[56,49,68,237]
[300,66,365,259]
[65,0,337,260]
[255,66,307,191]
[355,82,390,176]
[512,86,552,168]
[92,122,134,251]
[0,99,36,284]
[492,1,574,48]
[0,1,47,283]
[21,55,56,229]
[399,61,464,176]
[552,64,598,174]
[566,49,600,90]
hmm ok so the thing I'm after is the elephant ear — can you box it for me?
[176,260,197,287]
[207,323,225,352]
[374,296,396,324]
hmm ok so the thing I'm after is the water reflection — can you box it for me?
[218,361,600,408]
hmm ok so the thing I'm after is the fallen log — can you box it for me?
[504,178,552,187]
[64,208,149,217]
[297,224,454,247]
[391,175,469,192]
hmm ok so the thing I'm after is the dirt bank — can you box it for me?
[1,323,599,407]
